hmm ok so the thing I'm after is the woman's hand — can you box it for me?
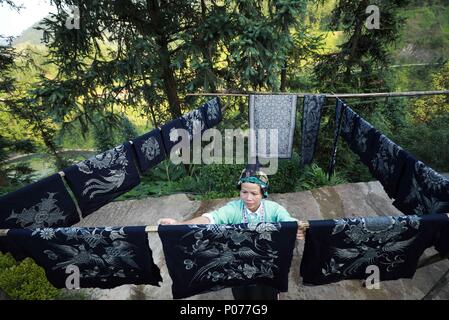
[158,218,179,225]
[297,225,305,240]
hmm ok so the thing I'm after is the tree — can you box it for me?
[0,39,36,184]
[314,0,410,93]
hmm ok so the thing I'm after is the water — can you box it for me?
[4,150,97,181]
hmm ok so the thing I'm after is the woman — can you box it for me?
[159,164,304,300]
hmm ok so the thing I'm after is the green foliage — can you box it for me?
[92,113,138,152]
[0,253,59,300]
[314,0,410,92]
[295,163,347,191]
[0,252,15,270]
[269,152,301,193]
[197,163,245,197]
[396,114,449,172]
[57,289,91,300]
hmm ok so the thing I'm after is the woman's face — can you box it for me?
[240,182,263,212]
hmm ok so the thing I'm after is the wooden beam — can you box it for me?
[186,90,449,98]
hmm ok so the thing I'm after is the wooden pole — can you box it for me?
[186,90,449,98]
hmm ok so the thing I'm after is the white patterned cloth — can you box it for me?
[249,95,297,159]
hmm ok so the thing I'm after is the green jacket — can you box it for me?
[204,199,296,224]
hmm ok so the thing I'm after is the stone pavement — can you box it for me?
[73,181,449,300]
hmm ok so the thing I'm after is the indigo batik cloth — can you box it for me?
[181,107,208,140]
[63,142,140,217]
[368,131,407,199]
[0,173,79,229]
[300,95,326,168]
[338,106,406,199]
[393,153,449,216]
[201,97,222,128]
[300,214,449,285]
[158,222,297,299]
[131,128,166,173]
[249,95,297,159]
[160,118,187,156]
[7,226,162,289]
[328,100,346,178]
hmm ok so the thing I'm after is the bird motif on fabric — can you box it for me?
[101,240,140,269]
[77,145,129,199]
[51,244,104,270]
[332,236,416,276]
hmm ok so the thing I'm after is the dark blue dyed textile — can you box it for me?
[7,226,162,289]
[346,115,376,165]
[160,118,187,156]
[393,153,449,216]
[63,142,140,217]
[158,222,297,299]
[200,97,222,128]
[338,107,406,199]
[368,130,407,199]
[328,100,346,178]
[180,107,208,140]
[131,128,166,173]
[300,95,326,168]
[339,105,357,142]
[0,173,79,229]
[300,214,449,285]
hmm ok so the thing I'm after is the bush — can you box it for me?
[269,152,302,193]
[295,163,347,191]
[197,163,245,197]
[0,253,59,300]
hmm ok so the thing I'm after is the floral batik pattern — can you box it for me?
[369,132,407,199]
[393,154,449,216]
[249,95,297,159]
[181,108,208,140]
[300,95,326,168]
[201,97,222,128]
[63,142,140,217]
[132,128,166,173]
[7,226,162,289]
[337,105,406,199]
[158,222,297,299]
[300,214,449,285]
[0,173,79,229]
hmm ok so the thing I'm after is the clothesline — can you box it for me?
[186,90,449,98]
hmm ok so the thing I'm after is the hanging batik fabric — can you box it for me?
[0,173,79,229]
[327,100,346,178]
[338,106,406,199]
[63,142,140,217]
[300,94,326,168]
[180,107,208,140]
[368,130,407,199]
[131,128,166,173]
[201,97,222,128]
[7,226,162,289]
[158,222,297,299]
[0,173,80,258]
[300,214,449,285]
[393,153,449,216]
[160,118,187,156]
[249,95,297,159]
